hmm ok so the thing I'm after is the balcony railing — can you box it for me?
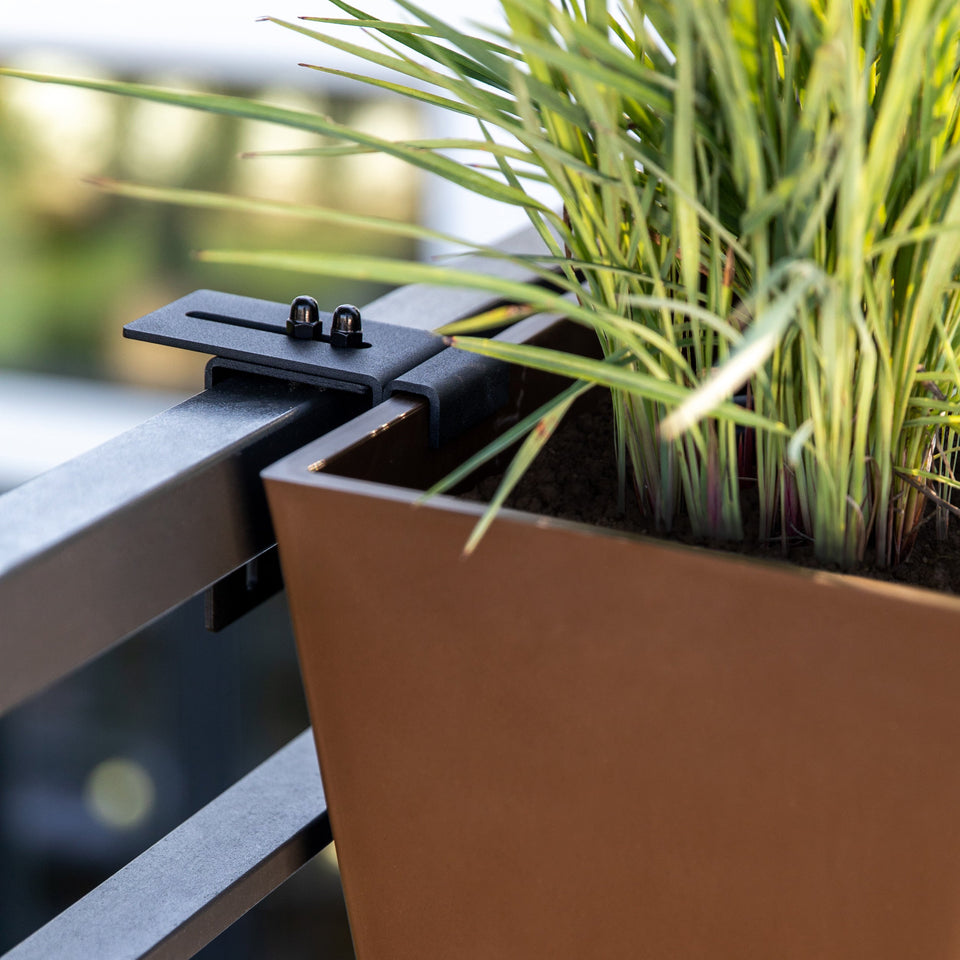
[0,231,547,959]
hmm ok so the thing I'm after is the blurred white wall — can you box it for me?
[0,2,506,86]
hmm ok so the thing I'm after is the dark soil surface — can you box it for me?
[462,394,960,596]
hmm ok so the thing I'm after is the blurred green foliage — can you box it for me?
[0,73,419,385]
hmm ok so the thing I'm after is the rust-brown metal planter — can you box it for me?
[264,397,960,960]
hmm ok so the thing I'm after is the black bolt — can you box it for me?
[286,295,322,340]
[330,304,364,348]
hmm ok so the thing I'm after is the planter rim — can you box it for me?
[264,424,960,616]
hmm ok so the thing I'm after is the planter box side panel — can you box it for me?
[268,476,960,960]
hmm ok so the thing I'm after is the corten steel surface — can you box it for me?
[266,425,960,960]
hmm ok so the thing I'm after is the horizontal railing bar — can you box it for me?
[0,228,550,717]
[0,379,361,716]
[2,730,329,960]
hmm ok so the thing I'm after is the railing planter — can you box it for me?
[7,3,960,951]
[264,344,960,960]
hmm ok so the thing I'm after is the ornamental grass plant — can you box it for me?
[5,0,960,570]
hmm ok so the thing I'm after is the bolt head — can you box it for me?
[286,295,322,340]
[330,304,363,348]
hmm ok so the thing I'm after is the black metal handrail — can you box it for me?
[4,733,328,960]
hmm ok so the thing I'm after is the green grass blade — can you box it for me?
[289,6,514,90]
[296,63,506,119]
[445,336,791,435]
[0,67,545,211]
[422,378,594,497]
[80,177,505,252]
[241,137,536,164]
[194,248,698,367]
[660,261,826,438]
[461,389,579,555]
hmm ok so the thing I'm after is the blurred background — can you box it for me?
[0,2,526,956]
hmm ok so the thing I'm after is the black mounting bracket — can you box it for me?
[124,288,510,631]
[124,290,510,444]
[124,289,441,404]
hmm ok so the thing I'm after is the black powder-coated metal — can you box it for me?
[0,251,543,712]
[0,379,364,715]
[124,289,442,404]
[0,731,329,960]
[203,545,285,632]
[387,347,510,448]
[383,312,565,447]
[127,288,515,449]
[203,356,370,395]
